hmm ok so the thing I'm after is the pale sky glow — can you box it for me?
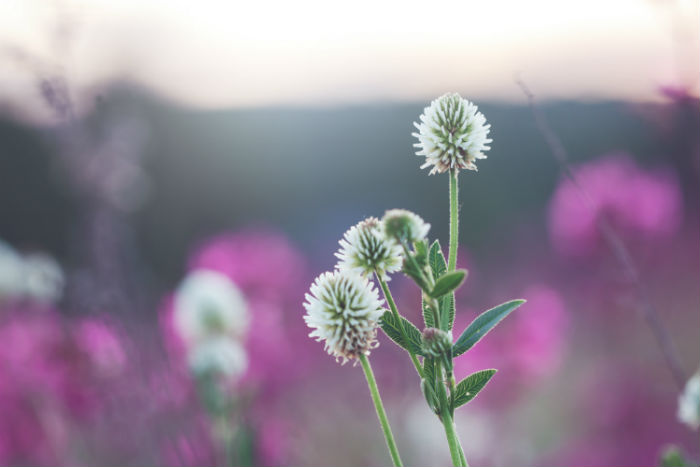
[1,0,698,120]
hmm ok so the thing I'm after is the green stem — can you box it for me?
[457,439,468,467]
[448,169,459,272]
[442,411,466,467]
[376,272,424,378]
[359,354,404,467]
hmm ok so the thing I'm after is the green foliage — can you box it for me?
[420,378,439,414]
[428,240,447,279]
[452,299,526,357]
[452,369,497,409]
[430,270,467,298]
[421,295,436,329]
[379,310,425,356]
[427,241,456,330]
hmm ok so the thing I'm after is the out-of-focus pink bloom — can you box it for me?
[510,285,567,378]
[0,305,128,465]
[188,230,307,303]
[548,154,683,257]
[74,317,127,378]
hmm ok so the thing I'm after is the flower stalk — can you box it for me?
[448,168,459,272]
[359,354,404,467]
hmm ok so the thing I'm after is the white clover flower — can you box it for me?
[187,336,248,380]
[335,217,403,281]
[412,93,492,174]
[382,209,430,244]
[304,270,384,364]
[678,372,700,430]
[22,253,64,304]
[174,269,248,344]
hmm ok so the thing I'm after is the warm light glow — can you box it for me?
[1,0,698,120]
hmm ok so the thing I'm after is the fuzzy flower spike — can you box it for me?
[412,92,492,174]
[336,217,403,280]
[304,270,384,364]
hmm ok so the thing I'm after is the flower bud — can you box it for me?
[382,209,430,244]
[421,327,452,359]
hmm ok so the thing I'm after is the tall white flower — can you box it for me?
[335,217,403,280]
[304,270,384,364]
[678,372,700,430]
[382,209,430,244]
[188,336,248,379]
[413,93,492,174]
[174,269,249,344]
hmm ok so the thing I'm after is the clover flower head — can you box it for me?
[335,217,403,280]
[174,269,249,344]
[412,93,492,174]
[422,327,453,358]
[303,270,384,364]
[678,372,700,430]
[187,336,248,379]
[382,209,430,244]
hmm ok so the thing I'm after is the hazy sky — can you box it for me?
[1,0,698,120]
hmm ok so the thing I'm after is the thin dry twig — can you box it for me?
[516,77,688,390]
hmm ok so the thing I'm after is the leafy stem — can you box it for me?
[359,354,404,467]
[375,270,424,378]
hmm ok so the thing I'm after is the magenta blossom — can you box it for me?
[548,154,683,257]
[0,305,127,465]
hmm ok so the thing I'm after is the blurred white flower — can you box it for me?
[678,371,700,430]
[188,336,248,379]
[174,269,249,344]
[0,240,64,304]
[22,253,65,304]
[304,270,384,364]
[335,217,403,280]
[382,209,430,244]
[413,93,491,174]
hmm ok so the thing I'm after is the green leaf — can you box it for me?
[379,310,425,356]
[421,294,435,328]
[428,241,456,330]
[430,270,467,298]
[440,293,455,332]
[428,240,447,280]
[452,369,497,408]
[420,379,439,414]
[452,299,525,357]
[422,357,437,386]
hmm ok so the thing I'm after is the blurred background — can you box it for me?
[0,0,699,466]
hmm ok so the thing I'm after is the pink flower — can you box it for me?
[188,229,307,303]
[548,154,683,257]
[0,305,128,465]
